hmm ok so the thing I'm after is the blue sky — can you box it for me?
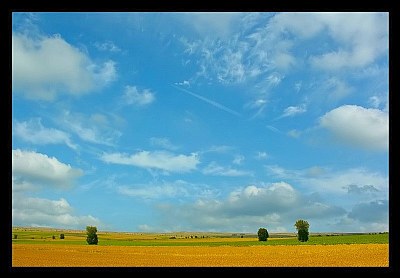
[11,12,389,233]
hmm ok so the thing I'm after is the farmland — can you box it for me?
[12,227,389,267]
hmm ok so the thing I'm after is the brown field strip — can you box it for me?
[12,243,388,267]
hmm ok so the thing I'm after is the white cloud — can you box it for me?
[101,150,200,173]
[122,85,155,106]
[150,137,179,151]
[348,200,388,223]
[12,32,117,101]
[320,105,388,151]
[368,93,388,111]
[157,182,345,232]
[287,129,301,138]
[178,12,243,38]
[311,13,388,70]
[280,104,307,118]
[269,12,388,70]
[118,185,186,199]
[232,155,245,165]
[174,80,190,87]
[117,180,189,199]
[12,196,101,229]
[13,118,77,150]
[94,40,121,52]
[255,151,269,160]
[266,165,388,196]
[12,149,83,189]
[202,161,251,177]
[323,77,354,101]
[60,110,122,146]
[266,72,283,87]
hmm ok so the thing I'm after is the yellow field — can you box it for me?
[12,243,388,267]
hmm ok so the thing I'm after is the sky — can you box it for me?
[11,12,389,233]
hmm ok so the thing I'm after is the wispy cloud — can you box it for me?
[266,125,283,134]
[232,155,245,165]
[100,150,200,173]
[122,85,155,106]
[94,40,121,52]
[150,137,179,151]
[255,151,269,160]
[202,161,252,177]
[172,85,241,117]
[59,110,122,146]
[13,118,77,150]
[287,129,301,138]
[276,104,307,120]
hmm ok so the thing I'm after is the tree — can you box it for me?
[257,227,269,241]
[86,226,98,245]
[294,219,310,242]
[60,234,65,239]
[298,228,309,242]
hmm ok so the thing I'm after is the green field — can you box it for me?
[12,227,389,247]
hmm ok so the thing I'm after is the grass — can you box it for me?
[12,227,389,247]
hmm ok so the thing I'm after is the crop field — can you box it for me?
[12,227,389,267]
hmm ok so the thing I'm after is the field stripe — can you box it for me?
[12,243,389,267]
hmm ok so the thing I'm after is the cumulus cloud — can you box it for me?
[270,12,388,70]
[12,196,101,229]
[100,150,200,173]
[345,184,380,195]
[348,200,388,223]
[122,85,155,106]
[319,105,388,151]
[157,182,345,232]
[309,13,388,70]
[202,161,251,177]
[12,32,117,101]
[13,118,77,150]
[266,165,388,196]
[12,149,83,189]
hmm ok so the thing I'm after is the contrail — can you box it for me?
[171,85,241,117]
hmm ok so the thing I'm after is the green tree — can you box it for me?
[86,226,98,245]
[298,228,309,242]
[257,227,269,241]
[60,233,65,239]
[294,219,310,242]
